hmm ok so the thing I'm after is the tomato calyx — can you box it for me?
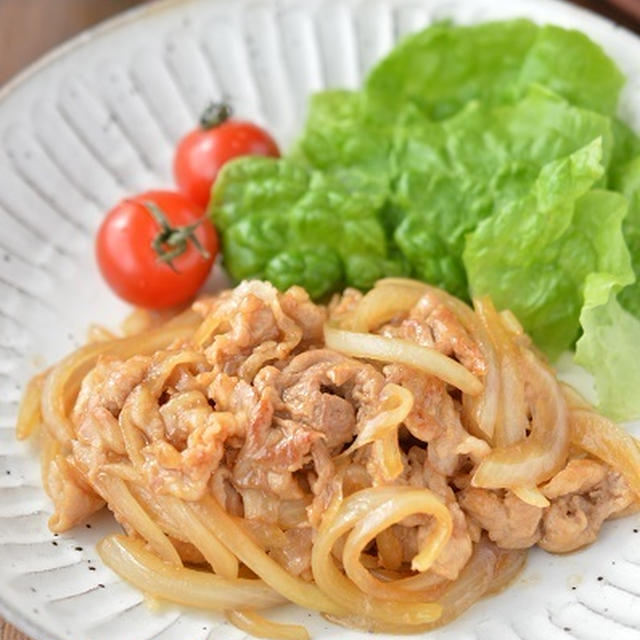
[143,200,210,272]
[199,101,233,130]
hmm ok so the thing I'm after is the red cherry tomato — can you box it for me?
[174,103,280,208]
[96,190,218,309]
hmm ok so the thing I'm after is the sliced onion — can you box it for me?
[278,498,312,529]
[425,542,511,629]
[324,325,482,396]
[511,486,550,508]
[348,284,426,332]
[312,487,449,623]
[194,496,345,616]
[485,546,527,596]
[40,312,199,445]
[371,430,404,482]
[342,490,452,592]
[16,372,46,440]
[39,430,62,498]
[375,279,499,440]
[145,349,208,396]
[472,348,569,489]
[411,285,496,440]
[568,407,640,500]
[96,475,182,566]
[387,569,450,599]
[560,383,593,411]
[327,539,523,634]
[162,496,239,578]
[474,297,528,447]
[425,289,500,442]
[498,309,524,337]
[226,610,310,640]
[98,535,285,611]
[375,278,430,291]
[343,384,413,455]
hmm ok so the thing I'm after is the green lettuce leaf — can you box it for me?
[222,213,290,281]
[209,158,396,293]
[464,139,617,358]
[343,252,411,291]
[209,156,310,232]
[440,85,613,183]
[265,248,343,299]
[576,279,640,421]
[517,25,625,115]
[393,88,613,299]
[292,90,391,176]
[610,155,640,317]
[609,119,640,178]
[365,20,624,122]
[394,177,490,299]
[575,156,640,420]
[365,20,538,120]
[288,170,387,260]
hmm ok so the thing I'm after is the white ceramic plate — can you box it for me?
[1,1,640,639]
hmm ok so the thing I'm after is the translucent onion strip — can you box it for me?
[98,535,285,611]
[499,309,525,337]
[568,408,640,500]
[416,285,499,441]
[160,496,238,578]
[419,542,514,631]
[348,285,426,332]
[512,486,550,508]
[341,489,453,603]
[117,394,147,470]
[40,315,199,444]
[39,429,62,498]
[127,482,190,542]
[375,278,429,292]
[376,279,498,440]
[485,547,527,596]
[226,610,310,640]
[16,372,45,440]
[472,349,569,489]
[372,431,404,481]
[343,384,413,455]
[384,569,450,599]
[312,487,447,625]
[145,349,208,397]
[96,475,182,566]
[561,383,593,411]
[327,539,523,634]
[475,297,528,447]
[324,325,482,396]
[194,496,346,616]
[191,313,222,349]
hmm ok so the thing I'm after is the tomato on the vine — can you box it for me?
[174,103,280,208]
[96,190,218,309]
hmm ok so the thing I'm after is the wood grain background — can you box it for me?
[0,0,638,638]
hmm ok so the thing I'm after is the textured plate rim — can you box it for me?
[3,0,640,105]
[1,0,639,639]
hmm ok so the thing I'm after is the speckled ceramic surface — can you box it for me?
[1,1,640,639]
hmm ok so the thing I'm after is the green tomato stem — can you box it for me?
[199,102,233,129]
[144,201,210,272]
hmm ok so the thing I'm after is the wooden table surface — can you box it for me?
[0,0,638,638]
